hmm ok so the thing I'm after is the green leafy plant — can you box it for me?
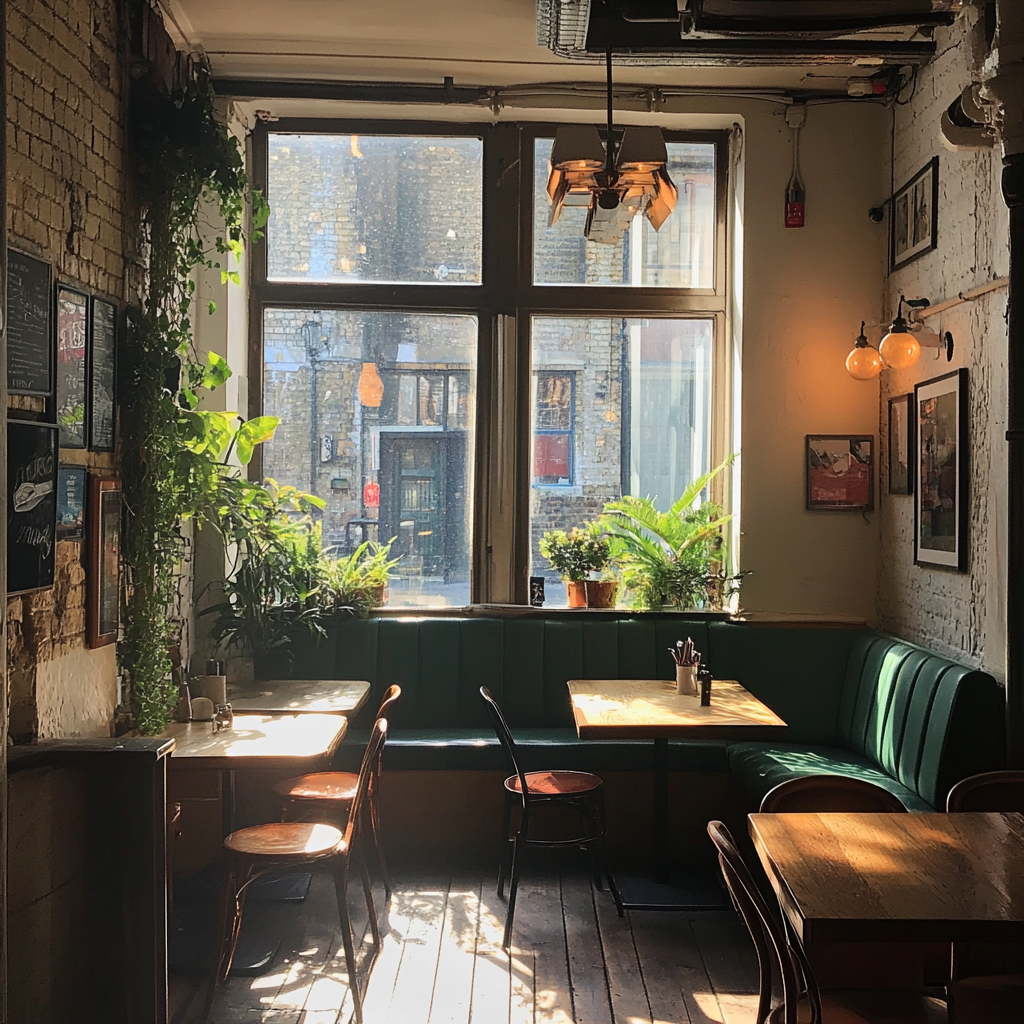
[539,524,611,582]
[598,456,745,611]
[324,540,402,617]
[124,70,270,734]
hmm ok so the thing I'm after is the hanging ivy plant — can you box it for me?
[125,70,270,735]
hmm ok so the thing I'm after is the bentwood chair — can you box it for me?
[203,719,389,1023]
[707,820,946,1024]
[944,771,1024,1023]
[760,775,908,814]
[273,684,402,895]
[479,686,623,950]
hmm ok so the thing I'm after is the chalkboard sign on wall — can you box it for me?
[8,421,59,595]
[56,286,88,448]
[90,298,117,451]
[7,250,53,396]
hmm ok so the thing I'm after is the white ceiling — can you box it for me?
[162,0,879,93]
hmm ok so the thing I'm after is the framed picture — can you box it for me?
[56,464,87,540]
[7,421,59,595]
[7,249,54,397]
[890,157,938,272]
[87,475,121,648]
[915,369,968,571]
[89,298,116,451]
[56,285,88,448]
[888,393,914,495]
[806,435,874,511]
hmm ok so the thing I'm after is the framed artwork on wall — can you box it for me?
[806,435,874,511]
[87,475,121,648]
[56,285,88,448]
[89,298,116,451]
[888,393,914,495]
[915,368,968,571]
[56,464,87,540]
[7,421,59,595]
[890,157,938,272]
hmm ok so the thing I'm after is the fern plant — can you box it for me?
[598,456,743,611]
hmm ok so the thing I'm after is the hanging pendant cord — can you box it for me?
[605,43,615,174]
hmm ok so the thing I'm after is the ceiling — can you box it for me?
[161,0,937,96]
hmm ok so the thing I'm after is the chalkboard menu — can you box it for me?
[8,421,59,595]
[7,250,53,396]
[90,298,116,451]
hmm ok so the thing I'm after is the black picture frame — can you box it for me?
[7,421,59,595]
[56,464,87,540]
[888,393,914,495]
[915,368,968,571]
[87,475,121,648]
[806,434,874,511]
[89,298,117,451]
[7,249,54,398]
[56,284,88,448]
[890,157,938,272]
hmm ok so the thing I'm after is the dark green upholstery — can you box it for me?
[279,616,1006,810]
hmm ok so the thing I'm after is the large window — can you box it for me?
[252,123,729,608]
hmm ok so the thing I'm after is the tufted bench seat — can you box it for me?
[276,615,1005,811]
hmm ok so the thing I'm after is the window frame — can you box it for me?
[247,119,732,607]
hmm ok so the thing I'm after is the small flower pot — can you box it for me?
[585,580,619,608]
[364,584,389,608]
[565,580,588,608]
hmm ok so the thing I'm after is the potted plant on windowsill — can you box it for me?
[326,539,401,617]
[539,525,613,608]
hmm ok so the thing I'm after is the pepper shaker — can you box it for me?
[698,665,713,706]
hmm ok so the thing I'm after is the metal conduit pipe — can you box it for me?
[983,0,1024,765]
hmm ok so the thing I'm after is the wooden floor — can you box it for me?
[171,869,761,1024]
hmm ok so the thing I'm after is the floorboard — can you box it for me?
[168,869,760,1024]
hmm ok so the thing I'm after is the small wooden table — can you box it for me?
[750,811,1024,945]
[225,679,371,717]
[568,678,787,909]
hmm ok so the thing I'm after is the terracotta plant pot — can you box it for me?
[565,580,588,608]
[585,580,619,608]
[364,584,389,608]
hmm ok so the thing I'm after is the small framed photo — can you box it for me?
[56,285,88,448]
[891,157,938,272]
[56,464,87,539]
[806,435,874,511]
[915,369,968,571]
[87,475,121,648]
[888,393,914,495]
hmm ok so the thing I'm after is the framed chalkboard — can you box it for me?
[89,298,116,451]
[56,285,88,448]
[87,476,120,648]
[7,250,53,397]
[8,421,59,595]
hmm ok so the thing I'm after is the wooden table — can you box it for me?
[224,679,371,717]
[750,811,1024,945]
[568,678,787,909]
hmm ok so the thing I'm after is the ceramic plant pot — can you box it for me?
[565,580,588,608]
[585,580,619,608]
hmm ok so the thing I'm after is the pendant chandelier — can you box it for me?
[546,47,677,245]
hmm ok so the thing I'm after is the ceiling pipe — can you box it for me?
[981,0,1024,765]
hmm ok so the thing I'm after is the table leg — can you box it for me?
[653,738,669,883]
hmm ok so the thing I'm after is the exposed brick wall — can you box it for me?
[6,0,128,739]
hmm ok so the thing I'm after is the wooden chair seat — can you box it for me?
[274,771,358,803]
[223,822,344,859]
[766,991,947,1024]
[949,974,1024,1023]
[504,770,603,796]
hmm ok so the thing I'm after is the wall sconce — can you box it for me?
[358,361,384,407]
[846,296,954,379]
[846,322,883,380]
[878,297,922,369]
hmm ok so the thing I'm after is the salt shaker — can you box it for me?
[213,702,234,733]
[698,665,713,706]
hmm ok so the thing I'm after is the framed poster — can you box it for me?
[888,393,914,495]
[890,157,938,272]
[7,249,53,397]
[915,369,968,571]
[87,476,121,648]
[56,464,87,540]
[7,421,59,595]
[89,298,116,451]
[806,435,874,511]
[56,285,88,448]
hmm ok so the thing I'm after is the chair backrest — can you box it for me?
[707,820,817,1024]
[760,775,908,814]
[344,718,388,849]
[374,684,402,722]
[480,686,530,801]
[946,770,1024,812]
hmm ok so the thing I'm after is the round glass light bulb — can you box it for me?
[846,344,883,380]
[879,329,921,370]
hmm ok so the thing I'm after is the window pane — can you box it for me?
[263,309,476,608]
[530,316,713,606]
[533,138,716,288]
[266,134,483,284]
